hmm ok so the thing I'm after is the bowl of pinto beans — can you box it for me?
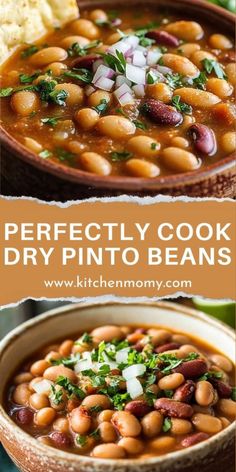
[0,301,235,472]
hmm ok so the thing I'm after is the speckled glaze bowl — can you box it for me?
[0,301,235,472]
[1,0,236,200]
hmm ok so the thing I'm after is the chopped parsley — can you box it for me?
[50,385,64,405]
[103,50,126,74]
[166,73,184,89]
[151,142,158,150]
[79,332,93,345]
[67,40,101,57]
[41,116,60,127]
[163,417,172,432]
[198,371,223,381]
[19,72,41,84]
[63,68,93,84]
[50,354,80,368]
[231,387,236,402]
[21,45,39,58]
[0,88,14,97]
[110,151,133,162]
[172,95,192,115]
[76,435,87,446]
[133,120,148,130]
[112,392,131,410]
[93,99,109,114]
[192,71,208,90]
[39,149,52,159]
[201,58,227,79]
[55,147,76,165]
[56,376,86,399]
[0,85,36,97]
[163,389,174,398]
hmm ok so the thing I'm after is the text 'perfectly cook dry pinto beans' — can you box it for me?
[0,7,235,178]
[6,324,236,459]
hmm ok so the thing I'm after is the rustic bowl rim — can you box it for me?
[0,300,235,468]
[0,0,235,191]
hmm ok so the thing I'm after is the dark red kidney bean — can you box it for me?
[189,124,216,155]
[110,369,121,376]
[174,360,208,378]
[181,432,209,448]
[210,379,232,398]
[50,431,71,447]
[72,54,100,70]
[173,380,196,403]
[219,50,236,63]
[141,99,183,126]
[15,408,34,425]
[134,328,146,334]
[125,400,152,417]
[146,30,179,47]
[134,341,144,352]
[154,398,193,418]
[155,342,180,353]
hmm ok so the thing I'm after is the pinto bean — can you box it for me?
[15,407,34,425]
[14,373,33,385]
[92,443,126,458]
[181,432,209,448]
[70,406,92,434]
[209,34,233,50]
[31,360,50,377]
[154,398,193,418]
[53,417,70,433]
[210,354,233,373]
[59,340,74,357]
[174,359,208,378]
[71,19,100,39]
[61,35,89,49]
[192,413,222,434]
[209,379,232,398]
[174,88,221,108]
[178,43,200,58]
[13,383,31,406]
[35,407,56,426]
[91,325,125,342]
[189,124,216,155]
[217,399,236,418]
[165,21,204,41]
[80,152,112,176]
[162,53,199,77]
[158,373,184,391]
[192,405,215,415]
[44,365,77,383]
[118,437,144,455]
[97,116,136,139]
[161,147,199,172]
[82,394,111,410]
[195,381,215,406]
[98,410,114,423]
[99,421,117,442]
[146,30,179,47]
[30,47,67,66]
[170,418,192,435]
[125,159,160,178]
[149,436,176,451]
[191,50,216,69]
[50,431,71,447]
[112,411,141,437]
[141,411,163,437]
[156,343,180,353]
[125,400,151,417]
[141,99,183,126]
[173,380,196,403]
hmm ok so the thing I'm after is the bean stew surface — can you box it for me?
[6,324,236,459]
[0,6,235,179]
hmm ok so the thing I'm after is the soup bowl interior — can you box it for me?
[0,0,235,199]
[0,301,235,472]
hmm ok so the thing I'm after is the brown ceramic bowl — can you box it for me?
[0,0,235,201]
[0,301,235,472]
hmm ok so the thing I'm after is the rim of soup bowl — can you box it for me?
[0,301,235,468]
[0,0,235,192]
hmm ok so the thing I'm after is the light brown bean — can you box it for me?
[80,152,112,176]
[89,9,108,22]
[54,83,84,106]
[118,437,144,455]
[35,407,56,426]
[178,43,200,58]
[161,147,199,172]
[192,413,222,434]
[61,35,89,49]
[146,83,173,103]
[31,360,50,377]
[91,325,124,342]
[127,136,160,157]
[209,34,233,50]
[97,116,136,139]
[75,108,100,130]
[71,19,100,39]
[70,406,92,434]
[158,373,184,390]
[43,365,77,383]
[30,393,49,410]
[13,372,33,385]
[195,381,215,406]
[13,383,31,406]
[149,436,176,451]
[172,334,190,345]
[210,354,233,373]
[125,159,160,178]
[82,394,111,410]
[141,411,163,438]
[24,137,42,154]
[225,63,236,85]
[221,131,236,154]
[170,418,192,435]
[162,53,199,77]
[99,421,117,442]
[191,50,216,69]
[217,399,236,418]
[98,410,115,423]
[171,137,189,149]
[11,91,40,116]
[92,443,126,458]
[59,340,74,357]
[88,90,112,108]
[46,62,67,76]
[112,411,142,437]
[147,329,171,346]
[53,417,70,433]
[165,21,204,41]
[30,47,67,66]
[174,88,221,107]
[206,78,233,98]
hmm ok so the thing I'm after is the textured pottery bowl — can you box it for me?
[0,0,235,200]
[0,301,235,472]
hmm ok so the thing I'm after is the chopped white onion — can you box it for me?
[95,76,115,91]
[122,364,146,380]
[132,84,145,98]
[132,50,146,67]
[127,378,144,399]
[116,75,132,88]
[75,351,93,372]
[33,379,53,395]
[92,65,115,84]
[126,63,146,85]
[115,347,130,364]
[125,35,140,50]
[85,85,96,96]
[108,39,132,58]
[118,92,135,106]
[114,82,133,99]
[136,45,147,53]
[147,50,163,66]
[156,64,172,75]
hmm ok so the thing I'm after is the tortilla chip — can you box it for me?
[0,0,79,65]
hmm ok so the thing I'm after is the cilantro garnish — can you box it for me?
[151,142,157,150]
[103,50,126,73]
[56,376,86,399]
[112,392,131,410]
[172,95,192,115]
[63,68,93,84]
[21,45,39,58]
[55,148,76,165]
[76,435,87,446]
[67,40,101,57]
[50,385,63,405]
[198,371,223,381]
[93,99,109,114]
[163,417,172,432]
[19,72,41,84]
[231,387,236,402]
[41,117,60,127]
[163,389,174,398]
[110,151,133,162]
[201,58,227,79]
[192,71,207,90]
[76,332,93,345]
[0,85,36,97]
[166,73,184,89]
[39,149,52,159]
[133,120,148,130]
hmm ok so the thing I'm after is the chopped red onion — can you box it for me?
[132,50,146,67]
[92,64,115,84]
[108,39,132,58]
[126,63,146,85]
[156,64,173,75]
[118,92,135,105]
[116,75,132,88]
[95,76,115,91]
[114,83,134,104]
[126,35,140,49]
[132,84,145,97]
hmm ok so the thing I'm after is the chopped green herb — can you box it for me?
[50,385,63,405]
[50,354,80,368]
[110,151,133,162]
[0,88,14,97]
[55,147,76,164]
[90,428,100,439]
[166,73,184,89]
[103,50,126,74]
[19,72,41,84]
[193,71,207,90]
[145,373,157,387]
[39,149,52,159]
[151,142,157,150]
[0,85,36,97]
[80,332,93,344]
[133,120,148,130]
[41,117,59,127]
[56,376,86,399]
[76,435,87,446]
[63,68,93,84]
[93,98,109,114]
[231,387,236,401]
[163,417,172,432]
[21,45,39,58]
[89,405,103,413]
[108,10,119,19]
[49,89,68,106]
[202,58,227,79]
[147,72,156,85]
[198,371,223,381]
[172,95,192,115]
[164,389,174,398]
[139,37,155,47]
[112,392,131,410]
[67,40,101,57]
